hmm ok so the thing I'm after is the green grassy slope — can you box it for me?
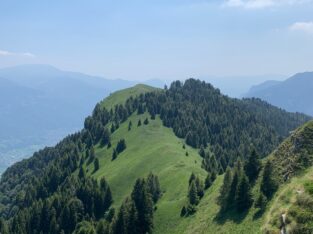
[263,167,313,233]
[269,120,313,182]
[82,85,268,234]
[89,113,207,233]
[262,120,313,233]
[100,84,158,109]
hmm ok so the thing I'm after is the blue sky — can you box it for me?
[1,0,313,81]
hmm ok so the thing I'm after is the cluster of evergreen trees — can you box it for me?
[218,150,261,213]
[217,150,279,214]
[181,173,205,216]
[134,79,308,172]
[2,174,113,234]
[112,139,127,160]
[110,173,161,234]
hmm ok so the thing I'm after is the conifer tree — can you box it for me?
[146,173,162,203]
[116,139,126,154]
[199,145,205,157]
[131,179,154,234]
[94,158,100,172]
[195,177,204,198]
[104,186,113,211]
[144,118,149,125]
[255,192,267,211]
[126,199,139,234]
[79,166,86,179]
[101,128,110,146]
[205,173,212,189]
[228,160,243,206]
[244,149,261,183]
[128,121,132,131]
[260,160,278,198]
[137,119,142,127]
[180,206,187,217]
[112,149,118,161]
[189,173,196,185]
[188,180,199,205]
[88,146,96,164]
[235,174,252,212]
[218,167,232,211]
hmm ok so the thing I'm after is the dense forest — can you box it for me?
[0,79,310,233]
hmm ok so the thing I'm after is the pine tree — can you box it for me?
[110,124,116,133]
[228,160,243,206]
[126,199,139,234]
[88,146,96,164]
[255,192,267,211]
[131,179,154,234]
[104,186,113,210]
[144,118,149,125]
[218,167,232,211]
[137,119,142,127]
[78,166,86,179]
[100,177,108,192]
[244,149,261,183]
[180,206,187,217]
[188,180,199,205]
[146,173,162,203]
[205,173,212,189]
[101,128,110,146]
[260,160,278,198]
[195,177,204,198]
[94,158,100,172]
[128,121,132,131]
[110,202,127,234]
[199,145,205,157]
[116,139,126,154]
[112,149,118,161]
[235,174,252,212]
[189,173,196,185]
[211,171,217,182]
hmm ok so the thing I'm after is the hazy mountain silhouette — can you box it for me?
[245,72,313,116]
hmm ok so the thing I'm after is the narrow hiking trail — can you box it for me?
[280,213,286,234]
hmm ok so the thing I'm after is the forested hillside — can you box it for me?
[0,79,310,234]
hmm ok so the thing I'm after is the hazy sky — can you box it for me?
[1,0,313,81]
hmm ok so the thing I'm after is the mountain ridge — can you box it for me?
[245,72,313,116]
[0,79,310,234]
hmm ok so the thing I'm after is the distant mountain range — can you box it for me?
[245,72,313,116]
[201,74,286,98]
[0,64,165,173]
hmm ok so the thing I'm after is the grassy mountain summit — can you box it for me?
[0,79,311,234]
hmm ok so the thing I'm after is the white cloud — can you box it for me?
[223,0,312,9]
[289,21,313,34]
[0,50,35,58]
